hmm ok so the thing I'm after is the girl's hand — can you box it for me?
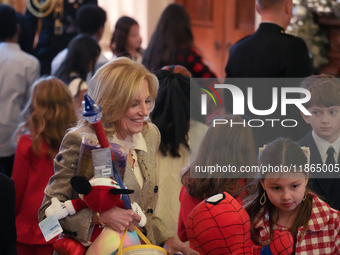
[164,237,199,255]
[97,206,142,232]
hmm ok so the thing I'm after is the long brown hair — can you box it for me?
[15,77,77,159]
[111,16,140,58]
[143,4,194,71]
[187,114,257,201]
[244,138,312,245]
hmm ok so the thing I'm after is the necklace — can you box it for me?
[127,151,134,170]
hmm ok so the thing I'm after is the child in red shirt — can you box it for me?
[178,114,256,243]
[12,77,77,255]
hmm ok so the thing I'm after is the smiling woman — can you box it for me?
[38,57,198,255]
[116,79,151,139]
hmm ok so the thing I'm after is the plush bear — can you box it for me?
[45,176,146,255]
[187,192,294,255]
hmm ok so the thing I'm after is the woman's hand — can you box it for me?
[164,237,199,255]
[97,206,142,232]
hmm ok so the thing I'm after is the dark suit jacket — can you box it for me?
[25,0,98,75]
[0,173,17,255]
[297,131,340,211]
[224,23,312,150]
[225,23,312,78]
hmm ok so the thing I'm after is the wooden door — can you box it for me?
[176,0,255,77]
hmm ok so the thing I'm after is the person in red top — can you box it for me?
[11,77,77,255]
[244,137,340,254]
[178,114,257,243]
[143,4,216,78]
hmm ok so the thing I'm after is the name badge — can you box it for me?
[39,215,63,242]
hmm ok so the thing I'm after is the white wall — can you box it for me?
[255,1,261,30]
[98,0,174,59]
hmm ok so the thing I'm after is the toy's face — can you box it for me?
[187,192,254,255]
[72,176,133,213]
[84,185,122,212]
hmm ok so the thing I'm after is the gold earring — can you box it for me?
[303,192,306,202]
[260,191,266,205]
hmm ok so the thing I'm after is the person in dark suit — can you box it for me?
[0,173,17,255]
[224,0,312,151]
[297,75,340,211]
[225,0,312,78]
[25,0,97,75]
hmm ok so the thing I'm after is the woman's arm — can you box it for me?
[97,206,141,232]
[38,130,94,242]
[39,128,143,242]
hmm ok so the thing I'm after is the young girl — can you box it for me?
[151,67,208,238]
[110,16,143,63]
[178,114,257,242]
[244,138,340,254]
[55,34,101,113]
[143,4,216,78]
[11,77,77,255]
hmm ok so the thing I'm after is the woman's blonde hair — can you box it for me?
[79,57,159,135]
[15,77,77,159]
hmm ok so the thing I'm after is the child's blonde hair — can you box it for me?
[15,77,77,159]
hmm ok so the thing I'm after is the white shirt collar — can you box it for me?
[110,132,147,153]
[0,42,20,50]
[131,132,147,153]
[312,131,340,163]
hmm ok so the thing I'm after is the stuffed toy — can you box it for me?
[45,176,146,255]
[187,192,294,255]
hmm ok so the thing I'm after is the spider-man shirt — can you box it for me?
[253,193,340,254]
[178,180,246,243]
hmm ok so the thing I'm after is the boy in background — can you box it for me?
[297,74,340,211]
[0,4,40,177]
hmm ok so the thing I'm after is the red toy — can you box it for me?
[186,192,294,255]
[45,176,146,255]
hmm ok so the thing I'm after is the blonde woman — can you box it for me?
[38,58,198,255]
